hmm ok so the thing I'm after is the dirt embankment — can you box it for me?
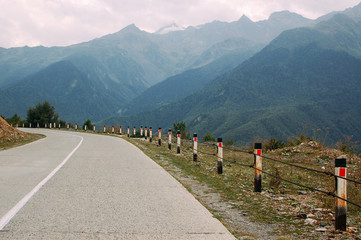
[0,117,29,143]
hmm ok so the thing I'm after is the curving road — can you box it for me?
[0,129,235,239]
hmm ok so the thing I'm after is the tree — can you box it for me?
[27,101,59,127]
[203,131,216,142]
[6,114,23,126]
[83,119,93,130]
[173,121,190,139]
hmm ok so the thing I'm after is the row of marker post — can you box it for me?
[26,122,348,231]
[130,127,348,232]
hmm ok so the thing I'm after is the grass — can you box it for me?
[0,133,45,151]
[124,135,361,239]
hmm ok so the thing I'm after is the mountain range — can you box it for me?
[1,2,361,150]
[99,4,361,149]
[0,10,313,122]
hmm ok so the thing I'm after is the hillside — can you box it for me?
[0,117,28,143]
[99,13,361,148]
[120,46,260,116]
[0,10,313,122]
[0,61,123,123]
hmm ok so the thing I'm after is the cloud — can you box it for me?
[0,0,360,48]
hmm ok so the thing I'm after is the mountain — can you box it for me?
[0,61,123,123]
[120,43,262,116]
[99,13,361,147]
[0,10,314,122]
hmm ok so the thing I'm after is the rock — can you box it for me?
[298,190,307,195]
[320,222,328,227]
[297,213,307,219]
[315,228,327,232]
[305,218,318,225]
[307,213,316,218]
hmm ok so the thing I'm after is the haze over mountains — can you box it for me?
[0,9,313,122]
[1,3,361,148]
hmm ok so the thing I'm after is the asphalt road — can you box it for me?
[0,129,235,239]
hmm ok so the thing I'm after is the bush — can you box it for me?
[264,137,284,151]
[173,121,190,139]
[203,131,216,142]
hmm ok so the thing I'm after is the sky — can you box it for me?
[0,0,360,48]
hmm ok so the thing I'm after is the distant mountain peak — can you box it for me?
[238,14,253,23]
[269,10,308,21]
[121,24,141,33]
[155,23,185,34]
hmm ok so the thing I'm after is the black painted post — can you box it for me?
[177,131,181,154]
[158,128,162,146]
[149,127,153,142]
[193,133,198,162]
[254,143,262,192]
[217,138,223,174]
[335,156,347,231]
[168,129,172,150]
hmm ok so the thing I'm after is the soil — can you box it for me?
[0,117,29,143]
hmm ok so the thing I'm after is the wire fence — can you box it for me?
[151,135,361,210]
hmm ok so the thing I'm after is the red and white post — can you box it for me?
[58,123,61,129]
[144,126,148,139]
[50,123,52,129]
[119,126,122,135]
[37,122,40,128]
[217,138,223,174]
[93,125,96,132]
[158,128,162,146]
[29,123,32,128]
[84,125,87,131]
[103,125,106,133]
[149,127,152,142]
[177,131,181,154]
[112,126,115,134]
[168,129,172,150]
[66,123,69,129]
[75,124,78,130]
[254,143,262,192]
[140,126,143,137]
[335,156,347,231]
[133,127,136,136]
[193,133,198,162]
[127,126,130,137]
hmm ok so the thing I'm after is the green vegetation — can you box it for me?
[126,135,361,239]
[27,101,59,127]
[83,119,94,130]
[172,121,190,139]
[202,131,216,142]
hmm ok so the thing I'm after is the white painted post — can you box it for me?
[177,130,181,154]
[133,127,136,136]
[144,126,148,139]
[254,143,262,192]
[103,125,106,133]
[75,124,78,130]
[193,133,198,162]
[112,126,115,134]
[149,127,152,142]
[335,156,347,231]
[30,123,32,128]
[84,125,87,131]
[217,138,223,174]
[93,125,96,132]
[127,126,130,137]
[119,126,122,135]
[168,129,172,150]
[158,128,162,146]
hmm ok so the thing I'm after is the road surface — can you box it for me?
[0,129,235,239]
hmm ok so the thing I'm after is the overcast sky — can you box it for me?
[0,0,360,48]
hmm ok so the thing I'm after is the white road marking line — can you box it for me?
[0,135,84,230]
